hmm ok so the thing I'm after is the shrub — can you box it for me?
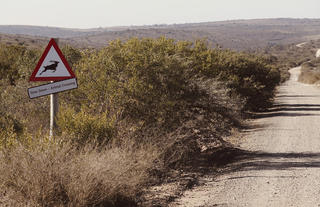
[0,44,25,85]
[69,38,279,131]
[0,113,23,135]
[299,68,320,84]
[219,54,280,110]
[0,112,23,148]
[57,107,115,146]
[298,58,320,84]
[0,139,158,206]
[0,44,40,85]
[170,40,280,110]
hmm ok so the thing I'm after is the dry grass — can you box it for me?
[298,70,320,84]
[0,138,158,207]
[0,37,274,206]
[298,61,320,84]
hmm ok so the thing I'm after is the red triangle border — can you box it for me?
[29,38,76,81]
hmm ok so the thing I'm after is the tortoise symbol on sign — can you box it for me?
[40,60,59,75]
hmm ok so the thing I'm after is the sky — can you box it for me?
[0,0,319,28]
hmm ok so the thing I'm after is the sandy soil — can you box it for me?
[316,49,320,58]
[171,67,320,206]
[296,42,307,48]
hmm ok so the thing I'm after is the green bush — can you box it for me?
[68,38,196,132]
[0,112,23,148]
[0,44,25,85]
[0,44,40,85]
[163,39,280,110]
[218,54,280,110]
[57,107,115,146]
[69,38,280,129]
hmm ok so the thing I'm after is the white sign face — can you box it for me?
[34,46,72,78]
[28,78,78,99]
[29,38,76,82]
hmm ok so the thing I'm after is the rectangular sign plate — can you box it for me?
[28,78,78,99]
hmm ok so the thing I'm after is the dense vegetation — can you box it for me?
[295,39,320,84]
[298,58,320,84]
[258,39,320,83]
[0,37,281,206]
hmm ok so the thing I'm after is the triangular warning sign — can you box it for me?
[29,38,76,81]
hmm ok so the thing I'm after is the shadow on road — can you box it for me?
[191,147,320,176]
[253,112,319,118]
[251,103,320,118]
[273,104,320,107]
[181,101,320,186]
[277,95,320,98]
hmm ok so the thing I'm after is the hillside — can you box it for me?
[70,18,320,50]
[2,19,320,206]
[0,25,101,38]
[1,18,320,50]
[0,33,49,48]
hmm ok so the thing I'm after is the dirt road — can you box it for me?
[316,49,320,58]
[172,67,320,207]
[296,42,307,48]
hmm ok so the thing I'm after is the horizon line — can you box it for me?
[0,17,319,30]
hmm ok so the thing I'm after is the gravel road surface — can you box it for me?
[172,67,320,207]
[316,49,320,58]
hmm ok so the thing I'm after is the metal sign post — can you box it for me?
[50,87,58,138]
[50,38,59,138]
[28,38,77,138]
